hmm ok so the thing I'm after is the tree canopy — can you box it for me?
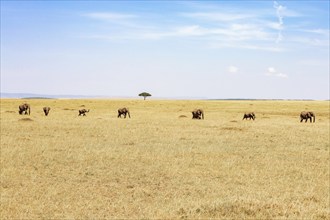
[139,92,152,100]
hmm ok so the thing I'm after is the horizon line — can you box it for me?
[0,92,327,101]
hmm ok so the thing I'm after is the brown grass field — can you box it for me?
[0,99,329,219]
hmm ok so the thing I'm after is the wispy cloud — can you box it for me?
[273,1,285,43]
[140,25,205,39]
[265,67,288,78]
[210,42,285,52]
[141,23,275,43]
[300,29,329,35]
[181,12,255,21]
[81,2,324,52]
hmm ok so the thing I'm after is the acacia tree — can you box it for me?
[139,92,152,100]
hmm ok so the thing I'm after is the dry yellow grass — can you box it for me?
[1,99,329,219]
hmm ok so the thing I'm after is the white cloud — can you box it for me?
[300,29,329,35]
[210,43,285,52]
[228,66,238,74]
[273,2,285,25]
[140,23,273,43]
[140,25,205,40]
[265,67,288,78]
[81,3,324,53]
[273,1,286,43]
[181,12,255,21]
[268,67,276,73]
[286,36,329,47]
[176,25,204,36]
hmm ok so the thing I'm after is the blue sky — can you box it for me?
[1,1,329,99]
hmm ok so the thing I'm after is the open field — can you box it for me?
[1,99,329,219]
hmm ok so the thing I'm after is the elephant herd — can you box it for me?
[17,103,316,123]
[191,110,316,123]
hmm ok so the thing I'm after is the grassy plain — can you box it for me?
[0,99,329,219]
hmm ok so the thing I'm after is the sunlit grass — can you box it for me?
[1,99,329,219]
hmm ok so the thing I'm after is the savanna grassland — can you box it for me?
[0,99,329,219]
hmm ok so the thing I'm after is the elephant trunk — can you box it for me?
[128,111,131,118]
[313,115,315,123]
[28,106,30,115]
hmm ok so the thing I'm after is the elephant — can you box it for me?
[243,112,255,120]
[78,109,89,116]
[192,109,204,119]
[300,111,315,123]
[43,107,51,116]
[19,103,30,115]
[118,108,130,118]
